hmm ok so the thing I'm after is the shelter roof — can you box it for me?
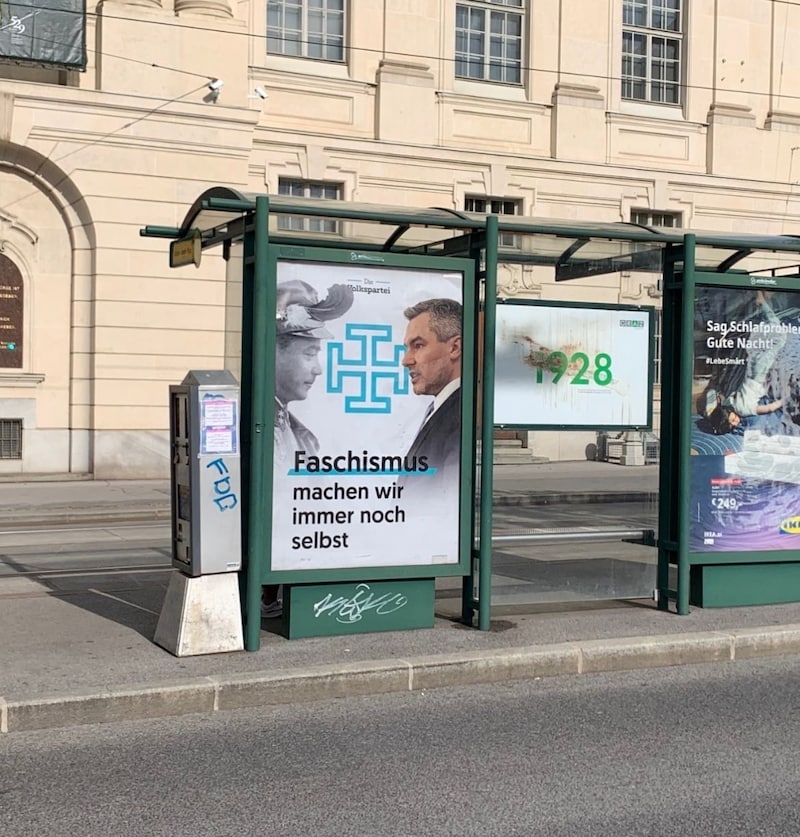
[141,187,800,280]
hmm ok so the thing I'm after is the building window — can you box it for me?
[622,0,682,104]
[0,253,23,370]
[630,209,681,228]
[465,196,521,247]
[456,0,523,84]
[277,178,342,234]
[267,0,345,62]
[0,419,22,460]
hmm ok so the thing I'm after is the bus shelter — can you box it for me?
[142,190,800,650]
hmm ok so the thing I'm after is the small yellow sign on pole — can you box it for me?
[170,231,202,268]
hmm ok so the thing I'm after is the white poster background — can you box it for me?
[271,260,464,572]
[494,303,652,427]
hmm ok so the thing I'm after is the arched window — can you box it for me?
[0,253,23,369]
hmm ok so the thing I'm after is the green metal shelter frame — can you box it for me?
[142,190,800,648]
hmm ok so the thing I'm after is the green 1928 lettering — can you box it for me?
[534,351,613,386]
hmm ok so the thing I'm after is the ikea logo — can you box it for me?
[779,516,800,535]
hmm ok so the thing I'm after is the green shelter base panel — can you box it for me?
[283,578,435,639]
[690,563,800,608]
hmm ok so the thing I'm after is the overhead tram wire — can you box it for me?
[12,0,800,108]
[0,23,230,216]
[0,81,210,216]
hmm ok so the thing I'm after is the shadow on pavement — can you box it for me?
[1,551,171,640]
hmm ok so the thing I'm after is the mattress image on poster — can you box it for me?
[269,260,465,572]
[690,285,800,552]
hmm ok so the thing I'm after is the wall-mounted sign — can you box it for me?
[0,253,23,370]
[268,255,473,576]
[170,231,202,268]
[494,300,654,429]
[0,1,86,70]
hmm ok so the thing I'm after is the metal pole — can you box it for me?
[478,215,499,631]
[245,196,271,650]
[656,245,676,610]
[463,233,483,625]
[677,234,696,615]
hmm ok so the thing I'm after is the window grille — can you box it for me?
[465,196,522,247]
[277,178,343,234]
[0,419,22,460]
[630,210,681,228]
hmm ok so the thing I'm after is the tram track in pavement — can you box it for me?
[0,519,172,584]
[0,563,172,580]
[0,504,658,604]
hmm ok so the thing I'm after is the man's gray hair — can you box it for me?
[403,298,462,342]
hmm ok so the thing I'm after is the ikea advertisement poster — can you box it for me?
[494,301,653,428]
[270,259,466,573]
[690,283,800,553]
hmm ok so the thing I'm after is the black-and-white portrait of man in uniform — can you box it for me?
[273,279,354,470]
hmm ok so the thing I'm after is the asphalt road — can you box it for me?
[3,657,799,837]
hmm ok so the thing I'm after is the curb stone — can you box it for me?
[728,626,800,659]
[577,632,734,673]
[4,625,800,734]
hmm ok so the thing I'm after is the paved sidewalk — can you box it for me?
[0,478,172,527]
[2,461,800,735]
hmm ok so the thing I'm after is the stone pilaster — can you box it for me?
[550,83,605,162]
[706,102,757,176]
[375,60,435,144]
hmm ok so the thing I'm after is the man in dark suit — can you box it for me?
[401,298,463,491]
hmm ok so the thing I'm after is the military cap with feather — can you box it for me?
[276,280,354,338]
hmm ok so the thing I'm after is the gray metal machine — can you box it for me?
[169,370,242,576]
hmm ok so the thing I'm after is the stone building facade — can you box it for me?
[1,0,799,476]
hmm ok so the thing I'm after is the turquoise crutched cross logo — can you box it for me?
[327,324,408,414]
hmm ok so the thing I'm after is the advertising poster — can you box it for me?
[494,301,652,427]
[270,259,466,572]
[690,282,800,552]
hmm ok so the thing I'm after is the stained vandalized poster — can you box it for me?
[269,259,467,573]
[691,282,800,552]
[494,301,653,428]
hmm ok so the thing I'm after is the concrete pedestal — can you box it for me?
[154,571,244,656]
